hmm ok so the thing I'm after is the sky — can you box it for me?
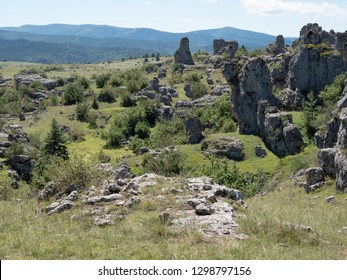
[1,0,347,36]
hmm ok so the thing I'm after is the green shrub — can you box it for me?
[196,94,236,133]
[190,81,209,99]
[32,155,105,192]
[96,73,111,88]
[75,102,89,122]
[120,92,135,107]
[142,150,186,177]
[128,136,145,155]
[98,86,117,103]
[77,76,91,89]
[63,83,84,105]
[200,158,268,197]
[135,121,151,139]
[149,117,186,148]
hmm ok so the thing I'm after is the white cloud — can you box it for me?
[201,0,220,3]
[241,0,347,18]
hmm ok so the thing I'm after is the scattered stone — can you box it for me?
[47,200,73,215]
[124,196,141,208]
[38,181,60,201]
[86,194,123,205]
[326,196,335,204]
[159,212,173,225]
[255,145,267,158]
[195,204,213,216]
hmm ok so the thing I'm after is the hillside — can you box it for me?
[0,23,346,260]
[0,24,296,63]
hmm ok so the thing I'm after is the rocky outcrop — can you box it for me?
[39,164,245,237]
[304,167,326,193]
[174,37,194,65]
[9,155,33,182]
[222,59,304,157]
[286,23,346,96]
[267,35,286,55]
[318,148,337,178]
[184,117,203,144]
[213,39,239,57]
[201,137,245,161]
[223,58,275,135]
[334,150,347,192]
[15,74,57,90]
[286,47,344,95]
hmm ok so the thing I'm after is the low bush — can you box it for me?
[199,158,268,197]
[142,150,186,177]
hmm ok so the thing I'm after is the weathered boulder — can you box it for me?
[304,167,326,193]
[203,137,245,161]
[318,148,337,178]
[185,117,203,144]
[255,145,267,158]
[213,39,239,57]
[9,154,33,182]
[334,149,347,192]
[174,37,194,65]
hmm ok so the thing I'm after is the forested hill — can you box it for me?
[0,24,296,63]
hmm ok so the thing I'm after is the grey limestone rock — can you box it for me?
[174,37,194,65]
[318,148,338,178]
[334,149,347,192]
[213,39,239,57]
[185,117,203,144]
[304,167,326,193]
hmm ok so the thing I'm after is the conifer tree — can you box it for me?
[42,118,69,159]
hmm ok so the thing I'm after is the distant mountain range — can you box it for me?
[0,24,296,64]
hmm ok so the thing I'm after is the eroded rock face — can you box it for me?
[174,37,194,65]
[213,39,239,57]
[287,47,344,95]
[334,150,347,192]
[223,58,275,135]
[318,148,337,178]
[185,117,203,144]
[267,35,285,55]
[222,58,304,157]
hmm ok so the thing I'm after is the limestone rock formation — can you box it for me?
[334,150,347,192]
[223,58,275,135]
[304,167,326,193]
[267,35,286,55]
[15,74,57,90]
[184,117,203,144]
[202,137,245,161]
[222,58,304,157]
[174,37,194,65]
[213,39,239,57]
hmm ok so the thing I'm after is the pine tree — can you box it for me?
[42,118,69,159]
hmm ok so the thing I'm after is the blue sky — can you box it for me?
[1,0,347,36]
